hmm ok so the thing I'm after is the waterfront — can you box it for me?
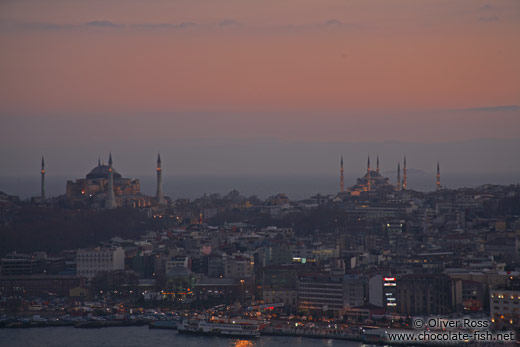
[0,326,366,347]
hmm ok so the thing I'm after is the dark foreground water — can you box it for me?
[0,326,366,347]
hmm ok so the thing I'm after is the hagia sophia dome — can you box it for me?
[86,164,122,180]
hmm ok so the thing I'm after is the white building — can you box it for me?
[166,256,191,272]
[490,288,520,327]
[263,289,298,308]
[76,247,125,279]
[224,253,254,280]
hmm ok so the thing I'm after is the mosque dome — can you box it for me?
[86,164,122,179]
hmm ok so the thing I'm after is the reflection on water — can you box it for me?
[1,326,364,347]
[231,340,254,347]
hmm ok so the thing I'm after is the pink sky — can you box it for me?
[0,0,519,177]
[1,0,519,115]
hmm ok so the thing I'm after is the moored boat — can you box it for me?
[176,319,260,338]
[149,320,178,330]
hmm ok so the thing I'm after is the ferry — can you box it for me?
[149,319,178,330]
[176,319,260,338]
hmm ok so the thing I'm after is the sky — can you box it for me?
[0,0,519,181]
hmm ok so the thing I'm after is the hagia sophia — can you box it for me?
[39,153,166,208]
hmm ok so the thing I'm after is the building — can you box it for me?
[1,252,65,276]
[207,254,225,278]
[396,274,462,316]
[263,289,298,309]
[66,154,155,208]
[490,288,520,328]
[347,156,397,195]
[76,247,125,279]
[369,274,398,311]
[461,280,485,312]
[262,266,298,310]
[298,274,345,316]
[0,275,85,296]
[224,253,254,280]
[343,274,365,308]
[194,277,241,300]
[166,256,192,272]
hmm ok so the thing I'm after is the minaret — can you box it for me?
[340,156,344,193]
[105,153,116,209]
[98,157,101,167]
[367,155,371,191]
[40,156,46,201]
[402,156,407,190]
[156,153,165,204]
[396,162,401,191]
[376,155,380,173]
[436,161,441,191]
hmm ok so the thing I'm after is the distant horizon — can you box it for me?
[2,137,520,177]
[2,171,519,201]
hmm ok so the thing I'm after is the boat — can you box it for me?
[149,320,178,330]
[176,319,260,338]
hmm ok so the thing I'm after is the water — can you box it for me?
[1,172,519,201]
[0,326,364,347]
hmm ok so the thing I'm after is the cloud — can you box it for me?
[132,23,175,29]
[480,4,495,11]
[179,22,197,29]
[479,16,500,22]
[0,18,359,34]
[0,21,69,32]
[86,20,120,28]
[131,22,197,30]
[0,20,201,33]
[324,19,342,27]
[219,19,241,27]
[457,105,520,112]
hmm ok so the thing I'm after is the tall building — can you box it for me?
[105,153,116,209]
[396,162,401,191]
[402,156,407,190]
[40,156,46,201]
[262,266,298,310]
[367,156,371,191]
[369,274,398,311]
[298,274,345,316]
[340,156,344,193]
[156,153,165,204]
[436,161,441,191]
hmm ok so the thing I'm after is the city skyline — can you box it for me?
[1,1,520,341]
[2,150,518,201]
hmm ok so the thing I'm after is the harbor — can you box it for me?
[2,314,516,346]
